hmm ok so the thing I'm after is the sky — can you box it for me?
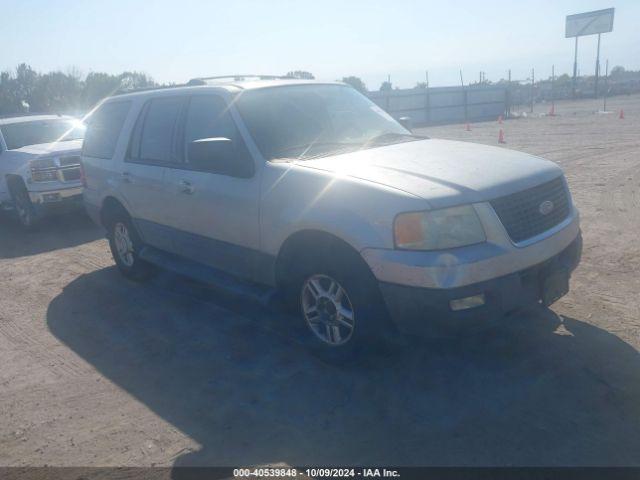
[1,0,638,90]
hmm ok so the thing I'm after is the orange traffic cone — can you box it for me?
[465,123,471,131]
[498,129,506,144]
[498,115,503,124]
[619,109,625,119]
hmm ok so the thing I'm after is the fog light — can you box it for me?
[450,293,485,311]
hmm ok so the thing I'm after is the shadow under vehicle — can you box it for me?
[47,266,640,468]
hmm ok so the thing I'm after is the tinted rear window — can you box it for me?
[82,101,131,159]
[138,97,184,163]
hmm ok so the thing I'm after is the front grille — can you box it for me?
[490,176,571,243]
[62,168,81,181]
[59,155,81,167]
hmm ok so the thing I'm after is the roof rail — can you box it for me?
[188,74,293,85]
[0,112,68,119]
[112,74,297,95]
[112,83,190,96]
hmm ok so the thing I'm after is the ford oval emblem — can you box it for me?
[539,200,555,215]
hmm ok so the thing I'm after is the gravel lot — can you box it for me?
[1,94,639,467]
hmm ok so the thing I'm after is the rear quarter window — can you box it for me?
[82,101,132,159]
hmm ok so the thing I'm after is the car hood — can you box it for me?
[10,139,82,156]
[294,139,563,209]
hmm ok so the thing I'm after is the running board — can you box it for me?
[138,245,278,307]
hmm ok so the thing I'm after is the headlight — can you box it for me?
[30,158,58,182]
[394,205,485,250]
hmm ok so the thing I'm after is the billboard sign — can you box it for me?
[566,8,615,38]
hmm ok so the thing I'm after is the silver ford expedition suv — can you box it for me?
[82,78,581,359]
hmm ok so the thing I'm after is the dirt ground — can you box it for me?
[0,94,639,468]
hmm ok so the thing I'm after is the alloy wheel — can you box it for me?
[301,274,355,346]
[114,222,135,267]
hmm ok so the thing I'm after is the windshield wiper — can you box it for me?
[273,141,361,160]
[368,132,428,144]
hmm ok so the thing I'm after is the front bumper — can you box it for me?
[380,231,582,336]
[28,185,83,205]
[362,204,580,289]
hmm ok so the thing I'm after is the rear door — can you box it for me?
[163,94,263,282]
[121,95,187,252]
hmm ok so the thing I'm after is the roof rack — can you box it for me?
[187,74,293,85]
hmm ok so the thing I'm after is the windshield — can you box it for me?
[235,84,418,160]
[1,118,85,150]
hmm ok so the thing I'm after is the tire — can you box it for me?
[106,210,154,281]
[285,245,393,363]
[9,181,39,230]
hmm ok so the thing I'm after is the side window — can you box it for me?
[82,101,131,159]
[183,95,253,176]
[184,96,236,148]
[134,96,185,164]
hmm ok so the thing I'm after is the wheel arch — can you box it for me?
[100,195,131,228]
[5,174,27,192]
[274,229,376,290]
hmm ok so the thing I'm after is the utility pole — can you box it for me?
[572,36,579,99]
[460,70,468,124]
[603,59,609,112]
[594,33,602,97]
[506,69,512,118]
[385,74,391,110]
[425,70,431,124]
[551,65,555,115]
[530,68,535,113]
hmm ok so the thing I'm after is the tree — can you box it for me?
[610,66,625,78]
[0,64,158,115]
[82,72,122,109]
[0,70,21,114]
[30,71,83,113]
[118,71,155,90]
[415,82,428,89]
[13,63,38,112]
[341,76,367,94]
[286,70,315,79]
[379,81,392,92]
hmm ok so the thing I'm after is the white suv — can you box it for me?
[82,77,582,359]
[0,114,84,228]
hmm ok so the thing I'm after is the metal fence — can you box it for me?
[368,85,507,126]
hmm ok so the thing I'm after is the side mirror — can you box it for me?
[188,137,235,173]
[398,116,413,132]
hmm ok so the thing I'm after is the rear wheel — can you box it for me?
[106,211,153,281]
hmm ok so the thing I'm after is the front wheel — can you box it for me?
[301,274,357,347]
[288,250,393,362]
[10,182,39,230]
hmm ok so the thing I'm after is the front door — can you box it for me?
[163,94,264,282]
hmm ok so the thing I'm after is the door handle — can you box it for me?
[179,180,195,194]
[121,171,132,184]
